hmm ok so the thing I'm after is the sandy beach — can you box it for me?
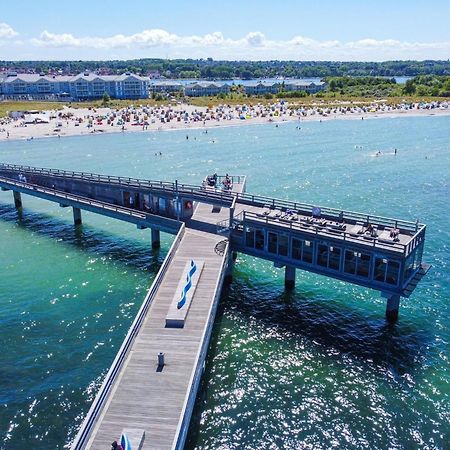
[0,100,449,142]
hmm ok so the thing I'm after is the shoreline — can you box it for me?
[1,103,450,143]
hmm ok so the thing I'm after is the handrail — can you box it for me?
[236,210,408,253]
[0,162,423,232]
[70,223,185,450]
[0,163,234,205]
[0,176,171,223]
[233,191,424,233]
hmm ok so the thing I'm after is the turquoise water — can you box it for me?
[0,116,449,449]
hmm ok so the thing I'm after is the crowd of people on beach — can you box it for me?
[0,99,449,141]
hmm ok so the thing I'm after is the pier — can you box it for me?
[0,163,430,449]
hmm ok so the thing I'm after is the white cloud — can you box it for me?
[25,28,450,61]
[0,23,18,39]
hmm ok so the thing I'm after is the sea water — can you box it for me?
[0,116,448,449]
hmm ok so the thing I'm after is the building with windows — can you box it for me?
[283,81,326,93]
[149,81,184,95]
[184,82,230,97]
[243,80,325,96]
[0,72,150,100]
[243,81,281,95]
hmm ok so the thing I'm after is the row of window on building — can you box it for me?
[0,72,149,100]
[0,72,326,100]
[244,226,423,288]
[150,80,326,97]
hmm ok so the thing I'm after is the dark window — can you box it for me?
[317,243,328,267]
[376,257,400,285]
[292,238,302,260]
[302,240,313,263]
[345,250,370,277]
[375,257,387,282]
[268,232,277,254]
[278,235,288,256]
[245,227,255,248]
[329,246,341,271]
[357,253,371,277]
[344,250,357,275]
[255,229,265,250]
[386,260,400,285]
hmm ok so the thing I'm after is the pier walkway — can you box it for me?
[0,163,430,449]
[71,183,244,450]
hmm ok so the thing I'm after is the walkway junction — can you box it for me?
[0,162,430,450]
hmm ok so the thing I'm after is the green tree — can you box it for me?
[102,92,111,105]
[403,79,416,95]
[440,78,450,96]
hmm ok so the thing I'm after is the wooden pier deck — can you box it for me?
[82,185,244,450]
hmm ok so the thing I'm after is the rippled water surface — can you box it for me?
[0,116,449,449]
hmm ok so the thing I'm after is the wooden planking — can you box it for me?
[86,195,231,450]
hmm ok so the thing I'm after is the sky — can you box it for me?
[1,0,450,61]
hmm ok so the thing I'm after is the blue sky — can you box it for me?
[1,0,450,60]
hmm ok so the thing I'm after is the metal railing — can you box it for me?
[234,210,411,254]
[70,223,185,450]
[1,162,424,236]
[233,191,424,234]
[0,163,234,206]
[0,176,181,228]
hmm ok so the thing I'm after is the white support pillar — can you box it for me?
[151,228,161,249]
[13,191,22,209]
[386,294,401,322]
[285,265,296,290]
[73,207,82,225]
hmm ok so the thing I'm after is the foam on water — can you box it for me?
[0,116,449,449]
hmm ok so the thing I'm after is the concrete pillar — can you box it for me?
[73,207,82,225]
[386,294,400,322]
[285,265,296,290]
[13,191,22,209]
[151,228,161,249]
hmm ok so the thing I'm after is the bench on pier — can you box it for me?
[120,429,145,450]
[166,259,204,328]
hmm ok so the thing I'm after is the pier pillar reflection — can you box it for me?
[285,265,296,290]
[386,294,400,322]
[73,207,82,225]
[225,251,234,284]
[151,228,161,249]
[13,191,22,209]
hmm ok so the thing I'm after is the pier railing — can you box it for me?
[233,210,419,255]
[0,163,234,206]
[233,192,424,234]
[0,176,181,231]
[0,162,423,237]
[70,223,185,450]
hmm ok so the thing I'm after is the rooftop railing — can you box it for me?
[232,210,424,256]
[233,192,424,234]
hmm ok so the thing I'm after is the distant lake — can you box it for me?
[152,76,411,85]
[152,78,324,86]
